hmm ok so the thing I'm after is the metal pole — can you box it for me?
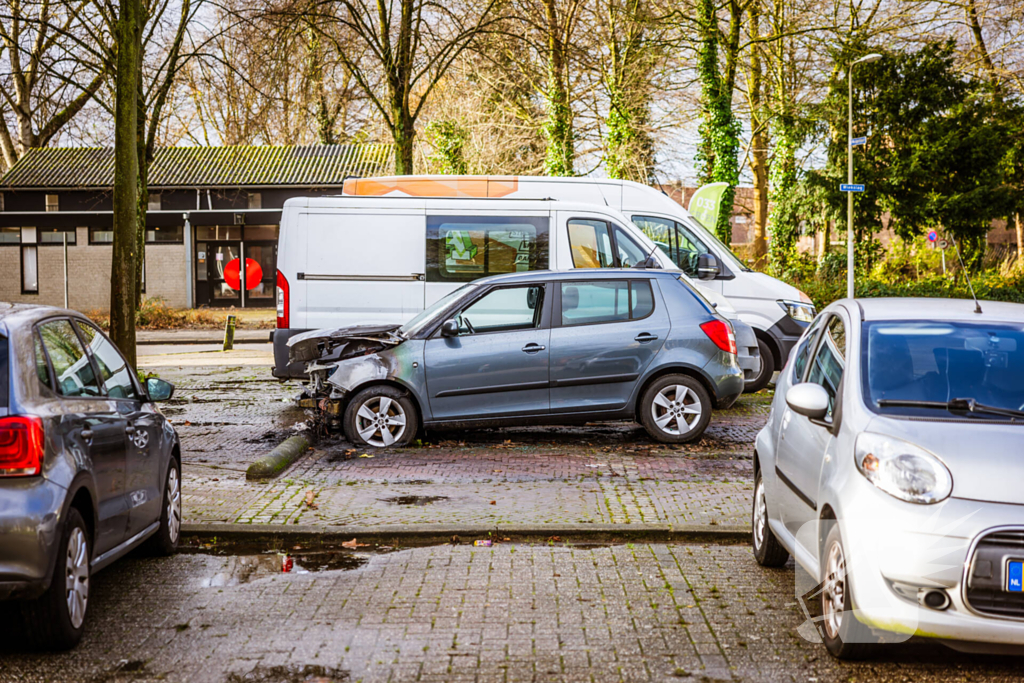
[847,66,854,300]
[63,231,69,309]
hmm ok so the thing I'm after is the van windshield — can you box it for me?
[681,216,751,273]
[399,285,477,338]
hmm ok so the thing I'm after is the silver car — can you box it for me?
[752,297,1024,658]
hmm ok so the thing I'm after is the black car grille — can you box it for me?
[965,530,1024,619]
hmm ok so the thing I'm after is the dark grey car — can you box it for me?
[0,304,181,650]
[289,269,745,447]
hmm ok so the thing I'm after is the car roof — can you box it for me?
[468,269,678,286]
[843,297,1024,324]
[0,302,88,331]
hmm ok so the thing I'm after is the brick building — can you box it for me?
[0,144,393,311]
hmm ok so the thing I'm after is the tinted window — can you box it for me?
[75,322,138,399]
[863,320,1024,417]
[33,332,51,390]
[426,216,549,282]
[807,315,845,419]
[613,227,648,268]
[568,220,615,268]
[38,320,101,397]
[561,280,655,326]
[457,285,544,334]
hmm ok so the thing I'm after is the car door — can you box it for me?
[36,319,130,555]
[424,283,551,421]
[74,321,162,538]
[775,313,847,535]
[548,279,670,412]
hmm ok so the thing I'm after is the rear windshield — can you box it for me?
[0,335,7,408]
[863,320,1024,418]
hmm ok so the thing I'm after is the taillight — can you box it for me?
[0,416,44,477]
[276,270,289,329]
[700,319,737,355]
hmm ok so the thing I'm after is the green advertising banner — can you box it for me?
[687,182,730,231]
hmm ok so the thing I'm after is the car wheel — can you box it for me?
[344,386,418,448]
[21,507,90,650]
[639,375,712,444]
[752,471,790,567]
[820,523,877,660]
[143,458,181,556]
[745,338,775,393]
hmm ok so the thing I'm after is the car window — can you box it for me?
[568,219,615,268]
[33,332,51,390]
[632,215,710,276]
[38,319,102,398]
[457,285,544,334]
[612,226,648,268]
[75,322,138,399]
[561,280,655,326]
[806,315,846,419]
[791,314,826,383]
[426,216,550,282]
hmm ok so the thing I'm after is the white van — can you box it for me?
[271,196,761,384]
[343,176,816,390]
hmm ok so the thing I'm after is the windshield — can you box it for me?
[399,285,477,338]
[863,320,1024,419]
[681,216,750,272]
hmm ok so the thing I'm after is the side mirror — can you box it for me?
[786,383,829,421]
[697,253,720,280]
[146,377,175,402]
[440,319,459,337]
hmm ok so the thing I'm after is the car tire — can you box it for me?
[143,458,181,556]
[820,523,877,660]
[21,507,90,651]
[639,374,712,444]
[344,385,419,448]
[752,471,789,567]
[744,338,775,393]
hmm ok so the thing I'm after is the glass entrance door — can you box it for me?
[194,226,278,308]
[196,241,242,307]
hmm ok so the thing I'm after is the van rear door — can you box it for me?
[303,208,426,328]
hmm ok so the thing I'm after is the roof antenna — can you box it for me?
[950,235,982,314]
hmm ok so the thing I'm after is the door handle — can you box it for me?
[125,424,136,435]
[634,333,659,343]
[522,343,546,353]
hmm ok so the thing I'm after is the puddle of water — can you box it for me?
[380,495,447,506]
[226,664,349,683]
[185,542,383,587]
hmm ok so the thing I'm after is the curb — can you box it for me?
[137,338,270,346]
[181,522,751,547]
[245,435,310,480]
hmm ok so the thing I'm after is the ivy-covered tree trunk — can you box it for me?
[110,0,142,368]
[695,0,740,244]
[745,1,767,261]
[767,114,798,275]
[543,0,574,176]
[425,120,469,174]
[603,0,654,183]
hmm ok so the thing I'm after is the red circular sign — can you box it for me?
[223,258,264,291]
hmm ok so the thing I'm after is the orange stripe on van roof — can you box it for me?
[343,176,519,198]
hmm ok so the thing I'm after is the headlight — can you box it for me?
[854,433,953,504]
[778,299,816,323]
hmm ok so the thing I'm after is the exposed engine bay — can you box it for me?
[287,325,405,432]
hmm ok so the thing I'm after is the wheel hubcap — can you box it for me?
[355,396,407,447]
[167,466,181,543]
[822,540,847,639]
[753,479,767,550]
[652,385,702,435]
[65,527,89,629]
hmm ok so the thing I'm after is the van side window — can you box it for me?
[426,216,549,282]
[632,215,709,276]
[613,226,648,267]
[568,220,615,268]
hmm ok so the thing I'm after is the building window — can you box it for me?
[21,227,38,293]
[89,227,114,244]
[0,227,19,244]
[145,225,184,243]
[148,193,162,211]
[38,226,76,245]
[247,192,262,210]
[45,194,59,212]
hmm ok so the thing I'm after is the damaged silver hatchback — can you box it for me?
[288,270,744,448]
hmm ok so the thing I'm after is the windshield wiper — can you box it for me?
[876,398,1024,420]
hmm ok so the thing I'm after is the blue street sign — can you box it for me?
[840,184,865,192]
[927,231,938,242]
[851,136,867,146]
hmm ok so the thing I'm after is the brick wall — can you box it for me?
[0,227,186,313]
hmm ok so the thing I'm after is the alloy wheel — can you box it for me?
[167,466,181,544]
[753,478,767,550]
[65,527,89,629]
[355,396,407,447]
[651,385,702,435]
[822,540,847,640]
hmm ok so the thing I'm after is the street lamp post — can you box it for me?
[846,53,882,299]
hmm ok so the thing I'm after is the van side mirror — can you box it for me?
[146,377,175,402]
[697,253,720,280]
[440,319,459,337]
[786,383,829,421]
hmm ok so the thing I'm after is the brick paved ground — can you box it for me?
[140,350,762,529]
[3,543,1020,683]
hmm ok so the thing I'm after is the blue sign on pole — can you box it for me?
[840,184,865,192]
[927,231,938,242]
[851,136,867,146]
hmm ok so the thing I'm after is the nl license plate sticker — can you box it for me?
[1008,560,1023,592]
